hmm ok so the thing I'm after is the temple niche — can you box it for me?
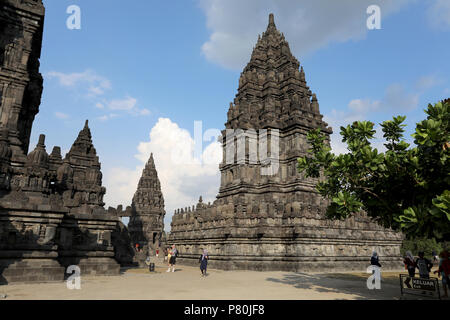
[168,14,403,272]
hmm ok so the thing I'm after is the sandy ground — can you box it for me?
[0,260,447,300]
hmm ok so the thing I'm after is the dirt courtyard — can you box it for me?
[0,260,446,300]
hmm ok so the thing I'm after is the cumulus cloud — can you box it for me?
[199,0,413,70]
[324,83,419,154]
[103,118,222,231]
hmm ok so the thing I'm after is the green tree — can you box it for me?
[297,100,450,241]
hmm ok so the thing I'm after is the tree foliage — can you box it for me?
[298,100,450,241]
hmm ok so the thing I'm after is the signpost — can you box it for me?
[399,274,441,299]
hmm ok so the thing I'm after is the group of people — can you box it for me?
[371,249,450,298]
[161,246,209,277]
[403,250,450,298]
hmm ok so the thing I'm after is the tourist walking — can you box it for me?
[433,250,450,298]
[199,249,209,277]
[403,251,416,277]
[415,251,433,279]
[370,251,382,281]
[168,244,177,272]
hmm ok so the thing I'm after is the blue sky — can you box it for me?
[32,0,449,231]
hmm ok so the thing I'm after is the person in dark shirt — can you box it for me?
[371,251,382,267]
[199,249,209,277]
[415,251,433,279]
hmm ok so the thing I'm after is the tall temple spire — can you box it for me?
[67,119,96,159]
[128,152,165,251]
[267,13,276,30]
[226,13,330,132]
[147,152,155,168]
[64,120,105,208]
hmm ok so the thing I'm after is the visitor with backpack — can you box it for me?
[370,251,382,267]
[415,251,433,279]
[403,251,416,277]
[199,249,209,277]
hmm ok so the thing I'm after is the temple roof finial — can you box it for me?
[38,134,46,146]
[269,13,275,26]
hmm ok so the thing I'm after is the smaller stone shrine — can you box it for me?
[127,153,166,265]
[0,121,121,283]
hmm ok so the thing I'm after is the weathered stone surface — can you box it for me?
[168,14,403,272]
[0,0,45,162]
[0,0,120,284]
[127,153,166,265]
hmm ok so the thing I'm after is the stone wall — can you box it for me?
[169,14,404,272]
[0,0,122,283]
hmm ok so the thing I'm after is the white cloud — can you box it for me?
[96,97,151,120]
[47,70,151,120]
[199,0,413,70]
[107,97,137,111]
[103,118,222,232]
[47,69,111,96]
[427,0,450,30]
[325,83,419,154]
[97,113,118,122]
[348,99,382,114]
[54,112,69,119]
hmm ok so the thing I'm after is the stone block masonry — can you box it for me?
[0,0,121,284]
[168,14,403,272]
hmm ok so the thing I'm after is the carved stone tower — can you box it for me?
[169,14,403,272]
[0,1,120,283]
[0,0,45,163]
[128,153,165,254]
[219,13,331,201]
[62,120,106,211]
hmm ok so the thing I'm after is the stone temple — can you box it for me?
[0,0,401,283]
[168,14,403,272]
[0,0,134,283]
[127,153,166,265]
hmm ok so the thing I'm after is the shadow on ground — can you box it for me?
[265,272,402,300]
